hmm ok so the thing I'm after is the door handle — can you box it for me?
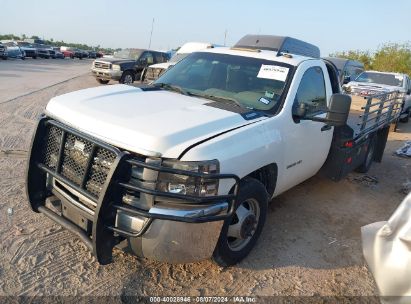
[321,124,332,132]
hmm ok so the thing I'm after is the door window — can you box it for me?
[293,66,327,116]
[154,52,166,63]
[140,52,154,65]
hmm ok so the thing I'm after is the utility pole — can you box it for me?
[148,18,155,49]
[224,29,227,46]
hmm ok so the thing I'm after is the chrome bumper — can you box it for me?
[117,203,226,262]
[91,68,122,80]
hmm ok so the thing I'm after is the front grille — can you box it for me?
[144,68,164,83]
[94,61,111,69]
[43,124,117,200]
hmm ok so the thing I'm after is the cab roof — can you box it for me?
[200,46,314,66]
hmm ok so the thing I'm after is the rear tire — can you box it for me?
[97,78,110,85]
[356,136,376,173]
[212,177,268,267]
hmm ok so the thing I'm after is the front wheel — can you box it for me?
[213,177,268,267]
[119,71,134,84]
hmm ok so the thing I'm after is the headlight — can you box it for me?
[112,64,121,71]
[156,159,220,197]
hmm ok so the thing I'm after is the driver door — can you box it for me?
[281,62,334,189]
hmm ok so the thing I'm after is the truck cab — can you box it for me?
[26,35,401,266]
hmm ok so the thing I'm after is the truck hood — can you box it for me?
[46,84,264,158]
[148,62,174,70]
[94,57,135,65]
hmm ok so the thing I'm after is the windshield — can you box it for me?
[154,52,292,112]
[114,49,143,60]
[355,72,403,87]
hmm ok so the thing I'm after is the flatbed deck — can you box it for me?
[346,93,402,139]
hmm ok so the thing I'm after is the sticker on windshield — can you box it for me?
[259,97,271,105]
[265,91,275,99]
[257,65,289,81]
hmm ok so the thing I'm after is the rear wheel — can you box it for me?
[97,78,109,85]
[119,71,134,84]
[356,136,376,173]
[212,177,268,267]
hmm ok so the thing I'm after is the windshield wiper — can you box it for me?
[154,83,189,96]
[187,92,250,109]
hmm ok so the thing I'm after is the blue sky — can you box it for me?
[0,0,410,56]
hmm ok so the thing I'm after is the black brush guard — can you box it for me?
[26,117,240,264]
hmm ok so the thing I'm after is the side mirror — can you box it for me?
[292,102,307,118]
[325,93,352,126]
[343,75,351,84]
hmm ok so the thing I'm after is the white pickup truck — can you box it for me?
[343,70,411,123]
[26,35,402,266]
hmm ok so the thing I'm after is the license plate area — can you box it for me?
[62,201,92,234]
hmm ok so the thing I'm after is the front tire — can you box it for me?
[119,71,134,84]
[96,78,110,85]
[213,177,268,267]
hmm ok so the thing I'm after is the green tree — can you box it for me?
[329,50,373,70]
[372,43,411,76]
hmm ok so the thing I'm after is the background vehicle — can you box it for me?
[34,44,50,58]
[142,42,215,83]
[91,48,169,84]
[60,46,75,58]
[27,35,402,267]
[73,49,88,59]
[324,57,364,84]
[1,41,24,59]
[88,50,97,59]
[47,47,56,59]
[344,71,411,122]
[17,41,38,58]
[0,43,7,59]
[52,47,65,59]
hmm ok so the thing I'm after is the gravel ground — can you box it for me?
[0,73,410,302]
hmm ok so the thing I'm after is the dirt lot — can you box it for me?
[0,73,410,301]
[0,58,92,103]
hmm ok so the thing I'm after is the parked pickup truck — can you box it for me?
[26,35,402,266]
[91,49,169,84]
[344,71,411,123]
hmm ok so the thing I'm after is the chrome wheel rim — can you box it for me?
[227,198,260,251]
[123,74,133,84]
